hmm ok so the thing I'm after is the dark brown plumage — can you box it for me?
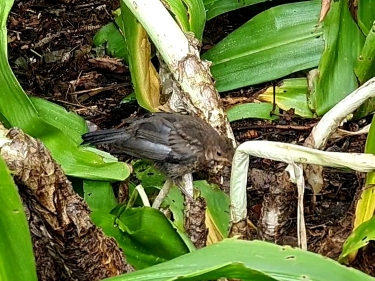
[81,112,234,181]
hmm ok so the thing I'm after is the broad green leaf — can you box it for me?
[163,186,197,253]
[355,24,375,84]
[0,2,130,181]
[83,180,130,267]
[258,78,314,118]
[202,1,324,92]
[90,201,192,272]
[88,211,134,263]
[339,214,375,263]
[132,164,228,242]
[357,0,375,35]
[0,155,37,281]
[30,96,87,144]
[164,185,185,231]
[159,0,206,41]
[181,0,206,41]
[116,207,190,269]
[133,159,165,189]
[365,114,375,185]
[165,0,190,35]
[84,180,117,214]
[124,164,195,253]
[226,102,279,122]
[104,239,375,281]
[203,0,268,20]
[311,0,364,115]
[194,181,230,239]
[347,114,375,263]
[93,15,129,63]
[88,196,191,269]
[131,162,184,234]
[120,1,160,112]
[347,2,375,119]
[120,92,137,104]
[82,146,120,163]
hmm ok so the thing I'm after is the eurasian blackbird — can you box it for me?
[82,112,234,182]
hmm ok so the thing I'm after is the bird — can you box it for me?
[81,112,234,187]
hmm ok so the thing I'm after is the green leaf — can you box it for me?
[164,185,185,231]
[103,239,375,281]
[116,207,190,269]
[357,0,375,35]
[0,155,37,281]
[120,1,160,111]
[226,102,279,122]
[352,21,375,119]
[83,180,117,214]
[258,78,314,118]
[365,114,375,160]
[163,0,205,41]
[88,211,133,260]
[30,96,87,144]
[194,180,230,238]
[339,214,375,263]
[82,147,120,163]
[363,114,375,209]
[165,0,190,35]
[203,0,268,20]
[346,115,375,263]
[133,159,165,189]
[311,0,365,115]
[181,0,206,41]
[202,1,324,92]
[93,15,129,63]
[355,23,375,84]
[120,92,137,104]
[85,190,191,270]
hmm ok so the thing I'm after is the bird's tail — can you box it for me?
[81,129,129,145]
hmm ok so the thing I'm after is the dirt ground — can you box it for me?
[7,0,375,276]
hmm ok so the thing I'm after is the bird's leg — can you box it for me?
[152,174,194,209]
[177,173,194,199]
[152,179,173,209]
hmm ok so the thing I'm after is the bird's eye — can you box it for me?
[217,151,222,156]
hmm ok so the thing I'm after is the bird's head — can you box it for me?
[205,136,234,174]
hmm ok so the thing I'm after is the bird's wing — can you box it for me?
[152,112,215,143]
[113,138,175,161]
[82,113,211,163]
[131,117,172,145]
[130,114,207,163]
[111,116,191,162]
[81,120,173,161]
[104,118,170,161]
[166,118,208,163]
